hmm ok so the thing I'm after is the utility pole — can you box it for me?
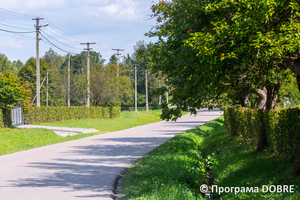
[112,48,124,77]
[32,17,48,107]
[46,69,49,107]
[81,42,96,107]
[145,69,149,111]
[135,65,137,114]
[67,54,70,107]
[159,71,162,106]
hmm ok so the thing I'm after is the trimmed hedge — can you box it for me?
[224,106,300,160]
[24,106,120,124]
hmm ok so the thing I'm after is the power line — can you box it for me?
[43,18,112,52]
[44,18,83,43]
[39,31,76,55]
[40,30,82,51]
[0,7,33,18]
[0,31,35,40]
[0,22,33,30]
[0,28,35,34]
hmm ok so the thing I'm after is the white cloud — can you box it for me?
[0,37,25,49]
[0,0,158,63]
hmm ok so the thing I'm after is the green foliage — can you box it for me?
[110,107,121,118]
[101,107,110,119]
[0,72,32,113]
[278,71,300,106]
[265,108,300,160]
[200,117,300,199]
[122,120,225,200]
[0,108,12,128]
[0,109,4,128]
[147,0,300,120]
[24,106,120,124]
[224,106,300,160]
[18,57,50,105]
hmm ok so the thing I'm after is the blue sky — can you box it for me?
[0,0,158,63]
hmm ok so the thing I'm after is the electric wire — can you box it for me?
[0,7,33,18]
[39,31,77,55]
[44,18,83,43]
[43,18,112,52]
[0,28,35,34]
[0,22,34,30]
[40,30,83,50]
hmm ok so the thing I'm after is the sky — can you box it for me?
[0,0,159,64]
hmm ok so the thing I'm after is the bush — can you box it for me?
[224,106,300,160]
[24,106,120,124]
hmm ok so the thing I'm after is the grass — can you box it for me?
[200,118,300,199]
[37,110,162,132]
[122,117,224,200]
[0,110,162,156]
[122,117,300,199]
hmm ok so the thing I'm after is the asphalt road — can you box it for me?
[0,109,222,200]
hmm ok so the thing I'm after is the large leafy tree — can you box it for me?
[90,63,133,106]
[148,0,300,120]
[0,72,31,112]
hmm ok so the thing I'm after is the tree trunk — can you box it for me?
[266,81,281,110]
[253,87,267,109]
[256,109,268,151]
[239,94,249,108]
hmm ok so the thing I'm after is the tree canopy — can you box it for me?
[147,0,300,120]
[0,72,31,112]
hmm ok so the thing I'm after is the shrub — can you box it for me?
[24,106,120,124]
[224,106,300,160]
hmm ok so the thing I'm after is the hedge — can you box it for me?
[224,106,300,160]
[0,108,13,128]
[24,106,120,124]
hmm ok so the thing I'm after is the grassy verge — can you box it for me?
[122,117,300,199]
[0,111,162,156]
[201,118,300,199]
[122,117,224,200]
[37,110,162,132]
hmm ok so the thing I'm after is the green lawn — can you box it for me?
[0,110,162,156]
[122,117,300,199]
[121,117,224,200]
[38,110,162,132]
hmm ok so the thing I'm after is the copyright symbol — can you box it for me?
[200,184,208,193]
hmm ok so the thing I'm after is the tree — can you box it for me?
[11,60,24,73]
[131,41,163,107]
[18,57,51,106]
[109,55,117,65]
[0,54,12,73]
[147,0,300,120]
[43,48,66,69]
[90,63,133,106]
[0,72,31,112]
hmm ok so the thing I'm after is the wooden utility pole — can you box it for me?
[46,69,49,107]
[81,42,96,107]
[67,54,70,107]
[135,65,137,114]
[159,71,162,106]
[32,17,47,107]
[145,69,149,111]
[112,48,124,77]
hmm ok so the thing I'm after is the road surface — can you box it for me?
[0,109,222,200]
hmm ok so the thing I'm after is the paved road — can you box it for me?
[0,109,222,200]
